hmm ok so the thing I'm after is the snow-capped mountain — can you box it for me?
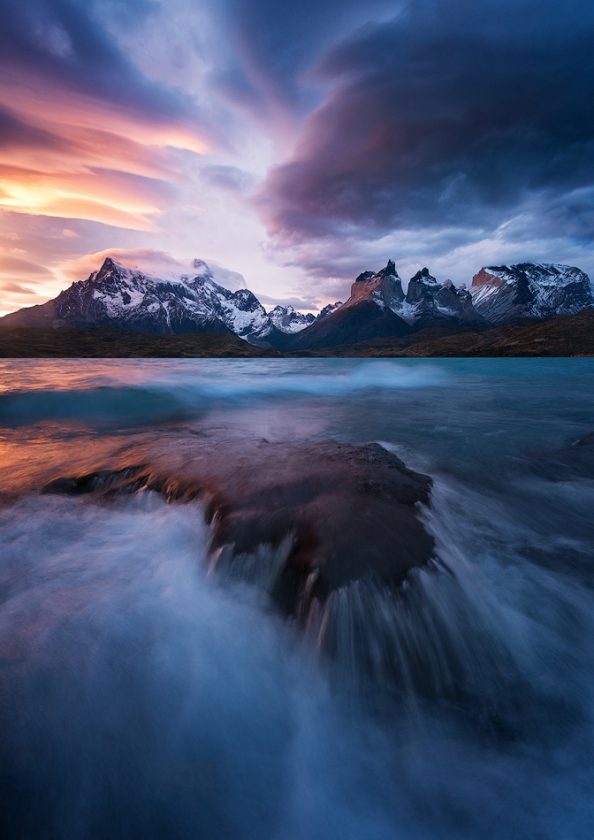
[399,267,484,327]
[268,305,315,334]
[3,255,592,351]
[0,257,316,345]
[180,258,273,342]
[297,261,483,336]
[336,261,484,327]
[286,258,594,350]
[471,264,594,323]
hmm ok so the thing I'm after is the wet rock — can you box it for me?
[43,440,434,619]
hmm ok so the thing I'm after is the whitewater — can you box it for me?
[0,358,593,839]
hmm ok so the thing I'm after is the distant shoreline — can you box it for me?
[1,310,594,358]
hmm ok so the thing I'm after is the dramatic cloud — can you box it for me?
[1,0,593,312]
[259,0,594,279]
[0,0,211,234]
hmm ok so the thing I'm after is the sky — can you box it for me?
[1,0,593,315]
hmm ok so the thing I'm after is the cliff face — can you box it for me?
[471,264,593,323]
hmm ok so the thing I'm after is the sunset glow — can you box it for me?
[1,5,594,835]
[1,0,593,317]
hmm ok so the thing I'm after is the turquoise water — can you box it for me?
[0,358,593,839]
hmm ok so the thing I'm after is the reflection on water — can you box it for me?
[0,358,593,838]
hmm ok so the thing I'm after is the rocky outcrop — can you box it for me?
[42,439,434,620]
[349,259,406,311]
[287,260,484,349]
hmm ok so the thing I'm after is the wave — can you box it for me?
[1,475,594,838]
[0,360,448,428]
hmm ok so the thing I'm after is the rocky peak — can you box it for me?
[380,259,397,276]
[97,255,119,273]
[348,260,405,310]
[397,268,485,326]
[409,267,439,285]
[355,270,376,284]
[406,268,440,305]
[233,288,260,308]
[92,257,130,284]
[471,263,593,323]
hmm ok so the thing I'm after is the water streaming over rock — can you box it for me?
[0,358,593,838]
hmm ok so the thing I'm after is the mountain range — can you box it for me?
[1,256,592,352]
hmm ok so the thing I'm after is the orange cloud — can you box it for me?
[0,70,209,154]
[0,66,210,233]
[0,250,56,315]
[0,165,167,231]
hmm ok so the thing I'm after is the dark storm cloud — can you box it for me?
[258,0,594,246]
[0,0,213,138]
[214,0,397,112]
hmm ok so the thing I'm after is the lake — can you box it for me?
[1,358,593,839]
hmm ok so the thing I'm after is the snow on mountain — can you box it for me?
[52,258,229,335]
[318,301,344,320]
[335,261,483,328]
[471,263,594,323]
[4,256,592,349]
[400,268,484,327]
[0,256,320,345]
[75,257,276,342]
[268,305,315,334]
[181,263,273,342]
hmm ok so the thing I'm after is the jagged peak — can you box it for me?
[89,256,143,286]
[191,259,218,285]
[318,301,343,319]
[355,259,400,284]
[410,267,437,283]
[96,256,129,276]
[380,259,397,276]
[355,270,376,283]
[101,256,120,270]
[483,262,586,275]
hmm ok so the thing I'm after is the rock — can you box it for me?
[42,440,434,619]
[471,263,593,324]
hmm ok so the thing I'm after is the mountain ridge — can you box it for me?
[2,256,592,351]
